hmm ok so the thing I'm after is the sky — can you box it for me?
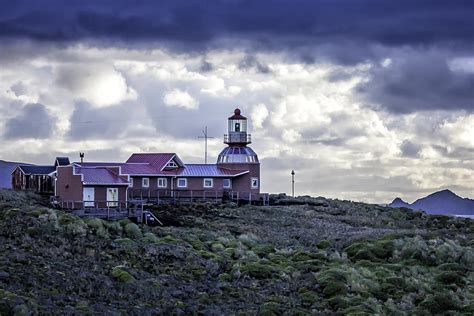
[0,0,473,203]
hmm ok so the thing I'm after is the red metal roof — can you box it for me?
[75,167,129,185]
[126,153,179,170]
[176,164,248,177]
[75,155,249,178]
[228,108,247,120]
[77,162,159,175]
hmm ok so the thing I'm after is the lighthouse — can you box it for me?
[217,108,260,195]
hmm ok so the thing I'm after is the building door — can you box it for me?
[83,187,95,208]
[107,188,119,207]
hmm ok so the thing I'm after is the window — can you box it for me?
[142,178,149,188]
[223,179,232,189]
[235,122,240,132]
[251,177,259,189]
[203,178,213,188]
[177,178,187,188]
[166,160,178,168]
[129,177,133,187]
[158,178,167,188]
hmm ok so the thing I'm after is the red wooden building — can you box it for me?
[52,108,264,208]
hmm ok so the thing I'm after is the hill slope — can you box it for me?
[388,189,474,215]
[1,190,473,314]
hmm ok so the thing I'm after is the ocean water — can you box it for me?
[455,215,474,219]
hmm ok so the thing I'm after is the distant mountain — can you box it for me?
[0,160,31,189]
[388,189,474,215]
[389,197,411,208]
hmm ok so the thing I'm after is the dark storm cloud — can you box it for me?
[0,1,472,54]
[4,103,56,139]
[400,140,421,158]
[358,53,474,113]
[238,55,271,74]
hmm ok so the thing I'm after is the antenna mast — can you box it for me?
[198,126,215,164]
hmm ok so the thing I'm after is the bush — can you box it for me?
[241,262,281,279]
[323,281,347,297]
[211,243,225,252]
[84,218,108,237]
[238,233,260,248]
[142,232,160,243]
[124,223,142,239]
[104,221,123,234]
[435,271,465,285]
[317,240,332,249]
[111,267,134,283]
[252,244,276,257]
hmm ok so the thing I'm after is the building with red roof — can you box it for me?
[52,108,263,208]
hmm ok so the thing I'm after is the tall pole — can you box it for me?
[198,126,214,164]
[291,170,295,198]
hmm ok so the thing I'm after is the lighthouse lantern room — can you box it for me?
[224,108,251,145]
[218,108,259,165]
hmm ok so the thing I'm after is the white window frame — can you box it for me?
[203,178,213,188]
[177,178,187,188]
[223,178,232,189]
[129,177,134,187]
[142,177,149,188]
[251,177,259,189]
[158,178,167,188]
[166,160,178,168]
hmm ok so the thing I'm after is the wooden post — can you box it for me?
[215,191,218,203]
[249,192,252,205]
[140,204,144,224]
[190,190,193,203]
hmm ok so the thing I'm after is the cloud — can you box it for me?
[0,44,472,203]
[163,89,199,109]
[55,63,137,107]
[400,140,421,158]
[238,55,271,74]
[358,52,474,113]
[3,103,56,139]
[0,1,472,62]
[67,102,135,140]
[251,103,269,129]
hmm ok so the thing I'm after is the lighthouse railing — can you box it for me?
[224,133,251,144]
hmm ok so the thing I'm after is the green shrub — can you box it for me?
[238,233,260,248]
[124,223,142,239]
[299,291,319,307]
[114,238,136,245]
[241,262,280,279]
[111,266,134,282]
[252,244,276,257]
[211,243,225,252]
[141,232,160,243]
[186,238,206,251]
[258,302,280,316]
[118,218,132,227]
[317,240,332,249]
[435,271,465,285]
[323,281,347,297]
[104,221,123,234]
[419,293,460,313]
[84,218,108,237]
[58,212,80,225]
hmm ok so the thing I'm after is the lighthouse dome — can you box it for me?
[217,146,259,164]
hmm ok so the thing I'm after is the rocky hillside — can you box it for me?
[1,190,473,315]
